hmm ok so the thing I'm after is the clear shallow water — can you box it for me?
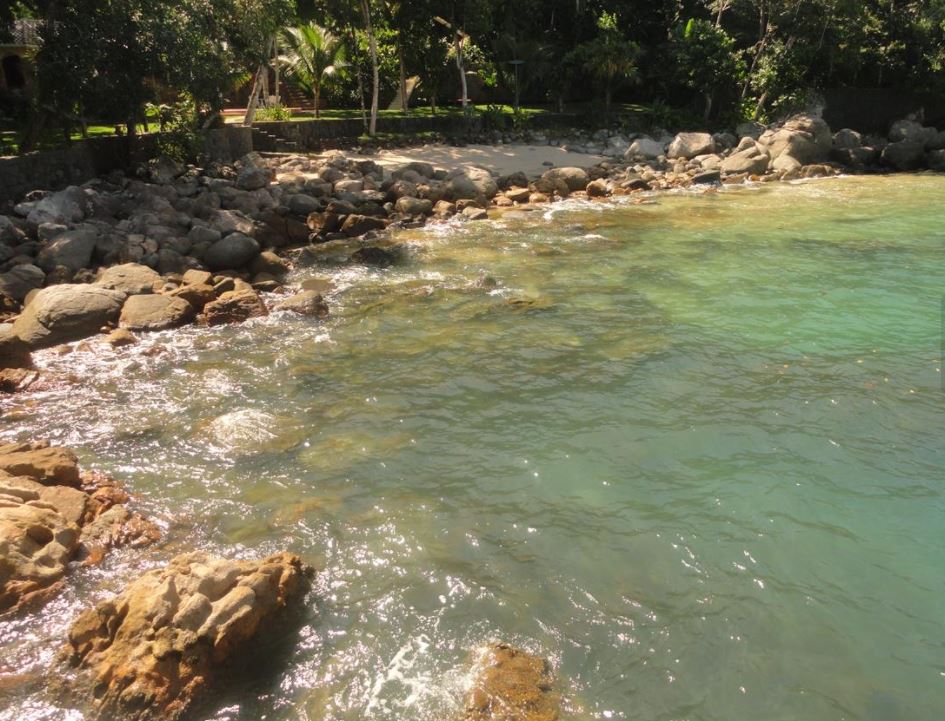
[2,175,944,721]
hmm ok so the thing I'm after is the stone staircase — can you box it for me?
[250,125,300,153]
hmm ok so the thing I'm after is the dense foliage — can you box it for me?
[3,0,945,144]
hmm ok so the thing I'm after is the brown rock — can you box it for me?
[66,552,312,721]
[202,288,268,326]
[119,294,195,332]
[0,330,33,369]
[0,442,80,486]
[181,269,213,286]
[465,643,559,721]
[105,329,138,348]
[166,283,216,311]
[505,187,531,204]
[341,214,388,238]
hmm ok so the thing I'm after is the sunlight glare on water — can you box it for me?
[1,175,944,721]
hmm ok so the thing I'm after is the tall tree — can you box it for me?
[279,23,346,118]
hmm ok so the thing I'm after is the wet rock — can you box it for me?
[0,485,80,614]
[204,232,260,271]
[0,330,32,369]
[505,187,531,204]
[65,551,312,721]
[105,328,138,347]
[96,263,161,296]
[464,643,559,721]
[119,294,195,332]
[250,251,290,277]
[350,246,397,267]
[12,284,125,349]
[0,442,80,485]
[462,206,489,221]
[667,132,716,160]
[341,215,387,237]
[202,288,268,326]
[692,170,721,185]
[394,197,434,216]
[275,290,328,317]
[586,179,610,197]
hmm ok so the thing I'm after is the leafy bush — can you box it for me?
[256,103,293,122]
[152,96,202,163]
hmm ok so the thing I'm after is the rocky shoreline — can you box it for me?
[1,112,942,384]
[0,111,942,719]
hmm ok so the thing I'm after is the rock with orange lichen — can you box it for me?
[464,644,560,721]
[66,551,312,721]
[0,445,159,616]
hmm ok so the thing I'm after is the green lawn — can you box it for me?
[226,104,554,124]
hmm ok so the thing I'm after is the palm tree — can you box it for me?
[279,23,346,118]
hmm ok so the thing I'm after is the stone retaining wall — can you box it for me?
[0,126,253,205]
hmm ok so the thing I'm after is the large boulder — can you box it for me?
[202,288,268,326]
[540,167,589,192]
[888,119,938,146]
[720,145,771,175]
[758,114,832,166]
[0,264,45,303]
[236,164,275,191]
[36,227,98,272]
[464,643,560,721]
[12,284,125,349]
[66,551,311,721]
[119,295,195,332]
[624,136,666,160]
[25,186,87,227]
[445,167,499,201]
[881,141,927,171]
[832,128,862,149]
[96,263,161,296]
[667,132,716,160]
[203,233,260,271]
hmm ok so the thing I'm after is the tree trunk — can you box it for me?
[398,33,408,113]
[455,35,468,110]
[360,0,379,135]
[314,84,320,119]
[605,84,612,112]
[243,64,266,125]
[703,93,714,123]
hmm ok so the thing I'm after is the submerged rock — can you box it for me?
[65,551,312,721]
[465,643,559,721]
[202,288,268,326]
[275,290,329,317]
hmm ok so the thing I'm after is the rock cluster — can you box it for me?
[0,441,159,614]
[65,551,312,721]
[464,643,560,721]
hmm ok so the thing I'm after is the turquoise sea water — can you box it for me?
[1,175,944,721]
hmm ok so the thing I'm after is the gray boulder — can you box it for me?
[36,227,98,272]
[880,141,927,171]
[541,167,589,192]
[395,197,434,216]
[12,284,125,348]
[287,193,322,216]
[0,215,25,245]
[833,128,862,149]
[758,114,832,165]
[203,233,260,271]
[0,264,45,303]
[721,146,770,175]
[445,167,498,201]
[667,132,716,159]
[148,157,185,185]
[26,186,86,227]
[119,294,195,331]
[96,263,161,295]
[624,137,665,160]
[736,121,765,139]
[888,119,938,145]
[236,164,274,191]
